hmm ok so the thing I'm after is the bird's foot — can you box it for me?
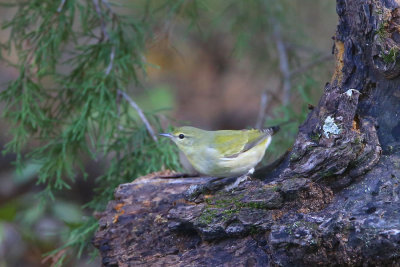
[223,174,249,191]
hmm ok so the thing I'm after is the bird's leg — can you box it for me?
[223,168,254,191]
[248,168,255,175]
[205,168,255,192]
[209,168,254,189]
[183,169,254,202]
[184,176,238,202]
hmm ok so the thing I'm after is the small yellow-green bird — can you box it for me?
[160,126,279,178]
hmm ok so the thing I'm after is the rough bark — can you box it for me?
[93,0,400,266]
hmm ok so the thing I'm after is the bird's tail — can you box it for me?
[270,125,280,135]
[262,120,295,136]
[261,126,280,136]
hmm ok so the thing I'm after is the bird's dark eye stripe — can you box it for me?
[178,134,185,139]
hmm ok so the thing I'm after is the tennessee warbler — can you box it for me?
[160,126,279,177]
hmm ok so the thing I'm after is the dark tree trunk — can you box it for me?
[93,0,400,266]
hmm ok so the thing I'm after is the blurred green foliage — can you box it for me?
[0,0,334,265]
[264,76,323,163]
[0,202,16,222]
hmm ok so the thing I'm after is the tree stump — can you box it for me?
[93,0,400,265]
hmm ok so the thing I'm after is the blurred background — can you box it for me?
[0,0,336,266]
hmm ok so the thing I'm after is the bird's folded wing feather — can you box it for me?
[212,130,269,158]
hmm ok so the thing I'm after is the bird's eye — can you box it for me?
[178,134,185,139]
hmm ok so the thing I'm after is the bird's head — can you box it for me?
[160,126,207,153]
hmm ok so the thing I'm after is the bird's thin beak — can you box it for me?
[159,133,173,138]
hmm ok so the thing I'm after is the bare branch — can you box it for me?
[57,0,66,13]
[118,90,158,142]
[116,90,124,131]
[92,0,117,77]
[105,46,115,75]
[255,91,268,129]
[134,176,216,185]
[284,42,326,55]
[289,54,333,77]
[273,23,291,106]
[93,0,110,41]
[101,0,114,12]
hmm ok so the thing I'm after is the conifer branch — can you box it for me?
[117,90,158,142]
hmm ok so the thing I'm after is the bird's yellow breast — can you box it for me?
[186,135,271,177]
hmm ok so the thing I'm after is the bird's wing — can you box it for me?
[213,130,269,158]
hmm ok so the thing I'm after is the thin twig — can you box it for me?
[116,90,124,131]
[92,0,117,77]
[101,0,114,12]
[273,23,291,106]
[118,90,158,142]
[42,249,67,267]
[289,54,333,77]
[93,0,110,41]
[284,42,328,57]
[105,46,115,75]
[57,0,66,13]
[255,92,268,129]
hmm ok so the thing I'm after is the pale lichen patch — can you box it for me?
[345,89,358,97]
[323,116,341,138]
